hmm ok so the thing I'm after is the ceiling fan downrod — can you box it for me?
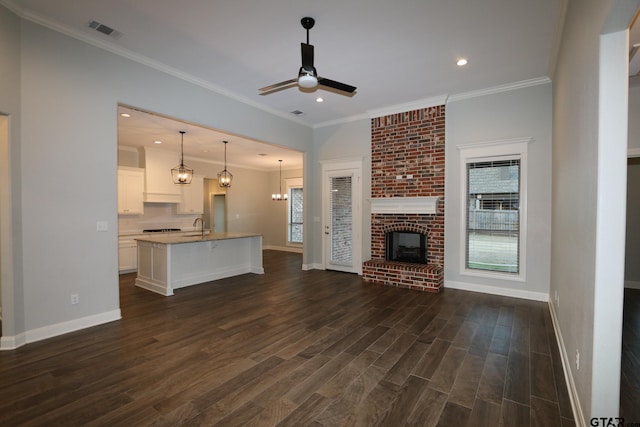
[301,16,315,44]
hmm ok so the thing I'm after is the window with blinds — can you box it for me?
[288,187,303,244]
[466,158,520,273]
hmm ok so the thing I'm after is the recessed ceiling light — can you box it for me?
[457,58,468,66]
[120,113,131,118]
[153,140,162,144]
[316,97,324,103]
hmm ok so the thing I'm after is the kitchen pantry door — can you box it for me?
[321,159,362,274]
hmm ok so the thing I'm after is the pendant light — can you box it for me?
[217,140,233,188]
[272,159,288,201]
[171,131,193,184]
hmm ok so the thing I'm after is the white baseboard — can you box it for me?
[624,280,640,289]
[302,263,324,271]
[0,332,26,350]
[444,280,549,302]
[548,301,585,427]
[1,309,121,350]
[263,245,303,253]
[135,277,173,296]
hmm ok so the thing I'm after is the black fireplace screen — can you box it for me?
[386,231,427,264]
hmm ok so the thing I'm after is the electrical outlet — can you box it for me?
[71,293,79,305]
[575,349,580,370]
[96,221,108,232]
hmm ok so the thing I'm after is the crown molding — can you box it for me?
[447,77,551,102]
[313,113,371,129]
[367,95,448,119]
[2,0,556,130]
[0,1,313,128]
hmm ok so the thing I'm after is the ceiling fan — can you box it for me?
[259,17,357,97]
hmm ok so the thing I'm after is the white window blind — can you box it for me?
[465,158,520,273]
[288,187,303,244]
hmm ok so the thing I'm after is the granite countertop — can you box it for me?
[119,229,209,237]
[134,232,262,245]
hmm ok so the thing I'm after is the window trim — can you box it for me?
[457,138,531,282]
[285,177,303,246]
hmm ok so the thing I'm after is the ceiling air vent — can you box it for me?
[87,20,122,39]
[290,110,305,116]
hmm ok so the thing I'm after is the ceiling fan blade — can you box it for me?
[259,81,298,95]
[259,79,297,92]
[301,43,314,70]
[317,77,357,94]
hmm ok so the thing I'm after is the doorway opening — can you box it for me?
[0,113,9,341]
[211,192,227,233]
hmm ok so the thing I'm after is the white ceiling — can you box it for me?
[4,0,638,170]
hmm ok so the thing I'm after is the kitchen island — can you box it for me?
[134,232,263,296]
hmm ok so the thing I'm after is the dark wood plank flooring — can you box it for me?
[0,250,575,426]
[622,288,640,422]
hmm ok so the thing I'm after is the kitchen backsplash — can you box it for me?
[118,203,202,234]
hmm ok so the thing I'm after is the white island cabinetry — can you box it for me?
[135,232,263,296]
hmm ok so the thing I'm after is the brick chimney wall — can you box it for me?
[363,105,445,292]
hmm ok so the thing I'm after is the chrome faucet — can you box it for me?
[193,217,204,238]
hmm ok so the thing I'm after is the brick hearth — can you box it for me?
[363,105,445,292]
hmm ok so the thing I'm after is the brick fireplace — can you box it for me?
[363,105,445,292]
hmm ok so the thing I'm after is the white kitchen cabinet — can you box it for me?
[142,148,182,203]
[117,167,144,215]
[118,238,138,272]
[177,174,204,214]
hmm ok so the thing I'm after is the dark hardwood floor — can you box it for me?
[0,250,575,426]
[622,288,640,422]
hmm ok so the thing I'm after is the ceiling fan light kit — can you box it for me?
[259,17,356,97]
[298,72,318,88]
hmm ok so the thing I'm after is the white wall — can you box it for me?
[180,158,276,237]
[5,15,313,345]
[0,5,25,343]
[445,82,553,301]
[551,0,640,421]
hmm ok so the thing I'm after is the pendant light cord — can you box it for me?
[179,131,185,166]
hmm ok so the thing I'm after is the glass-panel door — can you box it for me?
[322,160,362,274]
[329,175,353,268]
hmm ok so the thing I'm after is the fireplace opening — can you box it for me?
[386,231,427,264]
